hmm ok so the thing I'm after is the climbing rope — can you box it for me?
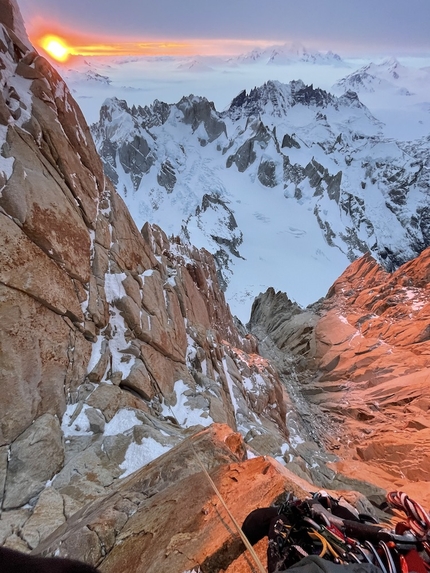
[191,445,267,573]
[160,383,266,573]
[387,491,430,540]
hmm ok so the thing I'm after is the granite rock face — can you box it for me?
[32,424,314,571]
[0,0,289,550]
[249,250,430,508]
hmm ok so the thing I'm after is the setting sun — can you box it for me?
[41,35,70,62]
[33,30,233,59]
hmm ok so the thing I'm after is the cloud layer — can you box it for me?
[19,0,430,56]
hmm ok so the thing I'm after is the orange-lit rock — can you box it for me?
[250,250,430,507]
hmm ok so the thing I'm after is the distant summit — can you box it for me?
[334,57,430,95]
[235,42,346,66]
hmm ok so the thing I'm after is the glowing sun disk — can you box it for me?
[41,35,70,62]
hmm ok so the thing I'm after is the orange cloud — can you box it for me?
[30,21,275,60]
[35,32,204,59]
[68,41,194,57]
[36,36,275,60]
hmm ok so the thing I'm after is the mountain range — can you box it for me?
[91,79,430,320]
[233,42,346,66]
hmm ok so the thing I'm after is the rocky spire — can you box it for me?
[0,0,32,49]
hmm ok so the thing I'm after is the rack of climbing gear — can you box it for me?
[253,490,430,573]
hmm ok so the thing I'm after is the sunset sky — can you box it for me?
[18,0,430,59]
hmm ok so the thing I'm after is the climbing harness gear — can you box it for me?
[244,490,430,573]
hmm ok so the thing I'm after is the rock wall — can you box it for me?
[249,250,430,507]
[31,424,316,572]
[0,0,290,552]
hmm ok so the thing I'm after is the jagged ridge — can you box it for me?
[91,80,430,317]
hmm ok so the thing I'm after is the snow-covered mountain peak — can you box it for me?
[375,57,418,83]
[268,43,344,66]
[226,80,300,119]
[237,42,346,67]
[176,93,216,111]
[381,56,401,68]
[334,57,430,96]
[91,76,430,320]
[98,97,141,142]
[236,48,264,63]
[337,89,366,109]
[176,59,214,72]
[225,80,380,133]
[225,79,348,121]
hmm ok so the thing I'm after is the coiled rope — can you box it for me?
[387,491,430,540]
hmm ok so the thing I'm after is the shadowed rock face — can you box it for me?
[249,249,430,507]
[0,546,99,573]
[177,95,227,143]
[0,0,289,551]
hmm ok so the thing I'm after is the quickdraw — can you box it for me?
[242,490,430,573]
[264,490,430,573]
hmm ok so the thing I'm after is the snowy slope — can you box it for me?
[91,80,430,321]
[334,57,430,95]
[333,57,430,139]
